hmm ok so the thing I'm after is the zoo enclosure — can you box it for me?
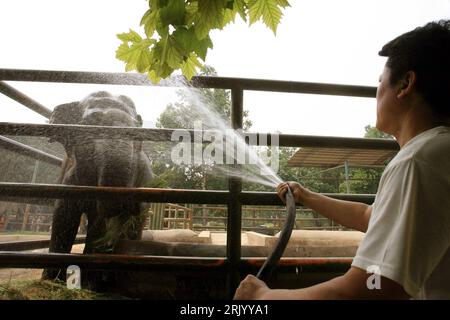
[0,68,399,297]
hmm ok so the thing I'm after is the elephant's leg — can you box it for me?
[42,199,82,281]
[83,203,107,254]
[81,205,113,291]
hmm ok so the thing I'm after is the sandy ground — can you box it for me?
[0,244,85,285]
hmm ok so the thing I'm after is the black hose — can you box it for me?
[256,186,296,281]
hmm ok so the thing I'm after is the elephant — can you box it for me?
[42,91,153,288]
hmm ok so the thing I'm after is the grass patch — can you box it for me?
[0,279,130,300]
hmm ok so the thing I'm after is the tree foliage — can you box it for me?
[148,66,252,190]
[116,0,290,83]
[364,124,394,139]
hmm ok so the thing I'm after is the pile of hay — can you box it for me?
[0,280,129,300]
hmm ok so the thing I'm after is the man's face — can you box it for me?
[376,66,402,135]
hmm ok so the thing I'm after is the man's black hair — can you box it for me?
[379,20,450,118]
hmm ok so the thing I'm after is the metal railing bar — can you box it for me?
[0,135,63,166]
[227,87,244,297]
[0,81,52,118]
[0,236,85,251]
[0,122,399,150]
[0,251,352,271]
[0,182,376,205]
[0,195,54,206]
[0,251,227,271]
[0,67,373,280]
[0,68,376,98]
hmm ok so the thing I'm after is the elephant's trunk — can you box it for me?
[93,139,142,218]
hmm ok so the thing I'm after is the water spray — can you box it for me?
[162,78,295,281]
[256,185,296,281]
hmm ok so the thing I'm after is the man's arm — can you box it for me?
[234,267,410,300]
[277,182,372,232]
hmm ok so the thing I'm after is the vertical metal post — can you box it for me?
[344,160,350,193]
[22,159,40,231]
[227,87,243,298]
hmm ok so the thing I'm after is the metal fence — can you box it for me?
[0,68,399,297]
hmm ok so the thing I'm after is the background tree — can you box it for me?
[333,125,394,194]
[364,124,394,139]
[147,66,252,190]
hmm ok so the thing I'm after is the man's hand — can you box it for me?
[234,275,270,300]
[276,181,309,205]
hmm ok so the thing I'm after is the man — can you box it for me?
[234,20,450,300]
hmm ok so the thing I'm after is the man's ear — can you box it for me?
[397,71,417,99]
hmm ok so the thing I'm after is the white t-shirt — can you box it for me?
[352,126,450,299]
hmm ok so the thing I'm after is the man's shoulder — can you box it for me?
[413,126,450,168]
[390,126,450,170]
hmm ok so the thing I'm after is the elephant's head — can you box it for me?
[79,91,143,128]
[49,91,143,146]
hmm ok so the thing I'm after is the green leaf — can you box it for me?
[155,36,184,70]
[156,23,170,38]
[223,8,237,26]
[157,62,174,79]
[248,0,282,34]
[115,43,132,62]
[159,0,186,26]
[165,37,184,69]
[276,0,290,8]
[195,0,226,39]
[140,9,160,37]
[147,70,161,84]
[234,0,247,22]
[198,0,226,26]
[116,38,155,73]
[181,53,202,80]
[140,9,152,26]
[149,0,162,10]
[117,29,142,43]
[172,27,193,51]
[173,27,212,60]
[185,1,199,25]
[136,49,153,73]
[195,35,213,61]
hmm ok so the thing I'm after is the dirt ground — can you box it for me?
[0,244,85,285]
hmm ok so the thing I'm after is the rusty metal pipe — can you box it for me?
[0,68,376,98]
[0,251,227,271]
[0,236,85,251]
[0,81,52,118]
[0,122,399,150]
[0,135,63,166]
[0,182,376,205]
[0,250,352,272]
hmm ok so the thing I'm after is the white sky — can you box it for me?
[1,0,449,137]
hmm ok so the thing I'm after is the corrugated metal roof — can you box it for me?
[287,147,397,167]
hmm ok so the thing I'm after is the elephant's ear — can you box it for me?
[50,101,83,124]
[48,101,82,146]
